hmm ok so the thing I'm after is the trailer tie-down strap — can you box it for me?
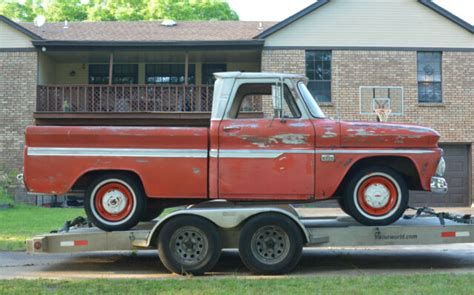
[404,206,473,225]
[50,216,92,233]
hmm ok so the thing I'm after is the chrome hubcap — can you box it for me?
[170,226,208,266]
[364,183,390,208]
[101,190,127,214]
[251,225,290,265]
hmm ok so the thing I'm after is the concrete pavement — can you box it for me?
[0,244,472,279]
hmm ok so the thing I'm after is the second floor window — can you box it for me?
[417,52,442,103]
[89,64,138,84]
[305,50,332,102]
[146,64,196,84]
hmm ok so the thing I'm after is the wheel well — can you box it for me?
[335,156,422,197]
[71,169,144,193]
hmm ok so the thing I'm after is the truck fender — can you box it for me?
[145,206,310,247]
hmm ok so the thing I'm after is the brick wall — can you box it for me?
[262,49,474,204]
[0,51,37,172]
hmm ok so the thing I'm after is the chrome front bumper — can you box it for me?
[430,176,448,194]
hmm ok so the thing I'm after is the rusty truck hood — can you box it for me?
[339,121,440,148]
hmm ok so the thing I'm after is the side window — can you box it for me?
[229,83,301,119]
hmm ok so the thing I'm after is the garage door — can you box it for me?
[410,144,471,207]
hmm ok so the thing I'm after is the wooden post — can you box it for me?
[108,52,114,85]
[184,51,189,85]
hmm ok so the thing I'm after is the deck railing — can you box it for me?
[36,84,216,113]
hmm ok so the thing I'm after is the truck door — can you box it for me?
[217,79,315,200]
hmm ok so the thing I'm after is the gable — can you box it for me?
[0,21,34,48]
[264,0,474,48]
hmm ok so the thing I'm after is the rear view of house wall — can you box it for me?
[0,51,37,171]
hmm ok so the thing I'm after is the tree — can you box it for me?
[0,0,239,22]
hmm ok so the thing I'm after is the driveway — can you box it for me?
[1,244,473,279]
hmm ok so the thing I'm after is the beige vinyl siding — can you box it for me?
[0,22,34,48]
[265,0,474,48]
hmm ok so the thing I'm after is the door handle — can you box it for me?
[223,126,241,132]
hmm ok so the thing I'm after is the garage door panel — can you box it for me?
[410,144,470,207]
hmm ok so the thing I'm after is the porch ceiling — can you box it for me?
[43,49,261,63]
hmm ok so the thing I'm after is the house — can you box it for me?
[0,0,472,206]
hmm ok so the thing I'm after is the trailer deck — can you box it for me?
[26,203,473,275]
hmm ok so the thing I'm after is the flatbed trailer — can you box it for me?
[27,201,473,275]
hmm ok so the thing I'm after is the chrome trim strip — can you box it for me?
[27,147,208,158]
[211,149,435,158]
[316,149,435,154]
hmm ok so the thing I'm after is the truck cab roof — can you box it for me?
[214,71,307,81]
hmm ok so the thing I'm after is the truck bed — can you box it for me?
[24,125,210,198]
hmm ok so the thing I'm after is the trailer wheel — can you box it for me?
[158,215,222,275]
[344,166,408,226]
[141,199,164,221]
[84,173,146,231]
[238,213,303,275]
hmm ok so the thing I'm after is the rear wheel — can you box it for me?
[238,213,303,275]
[158,215,222,275]
[344,166,408,226]
[84,173,146,231]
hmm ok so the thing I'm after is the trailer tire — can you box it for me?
[141,199,164,221]
[84,173,146,231]
[238,213,303,275]
[344,166,408,226]
[158,215,222,275]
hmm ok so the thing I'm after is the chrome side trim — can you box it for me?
[27,147,208,158]
[211,149,435,158]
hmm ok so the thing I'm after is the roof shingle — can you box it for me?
[20,20,276,41]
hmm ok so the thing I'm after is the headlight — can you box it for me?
[435,157,446,177]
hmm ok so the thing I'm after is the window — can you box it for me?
[229,83,301,119]
[305,50,331,102]
[417,52,442,103]
[89,64,138,84]
[146,64,195,84]
[202,64,227,85]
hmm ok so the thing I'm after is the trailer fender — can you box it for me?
[144,206,310,247]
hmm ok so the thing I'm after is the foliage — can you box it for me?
[0,274,473,294]
[0,0,239,22]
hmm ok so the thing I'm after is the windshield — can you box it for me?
[297,81,326,118]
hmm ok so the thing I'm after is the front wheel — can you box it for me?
[84,173,146,231]
[344,166,408,226]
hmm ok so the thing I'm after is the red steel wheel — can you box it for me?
[94,182,134,222]
[356,176,398,217]
[85,174,146,231]
[344,166,409,226]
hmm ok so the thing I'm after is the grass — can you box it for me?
[0,189,84,251]
[0,273,472,294]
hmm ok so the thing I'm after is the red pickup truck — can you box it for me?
[23,72,447,231]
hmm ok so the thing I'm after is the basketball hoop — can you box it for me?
[374,108,392,122]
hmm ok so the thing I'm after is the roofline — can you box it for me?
[255,0,330,39]
[0,15,43,40]
[256,0,473,39]
[418,0,473,33]
[32,39,265,50]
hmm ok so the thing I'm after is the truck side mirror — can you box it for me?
[272,84,283,118]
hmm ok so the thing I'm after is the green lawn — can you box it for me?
[0,274,472,294]
[0,189,84,251]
